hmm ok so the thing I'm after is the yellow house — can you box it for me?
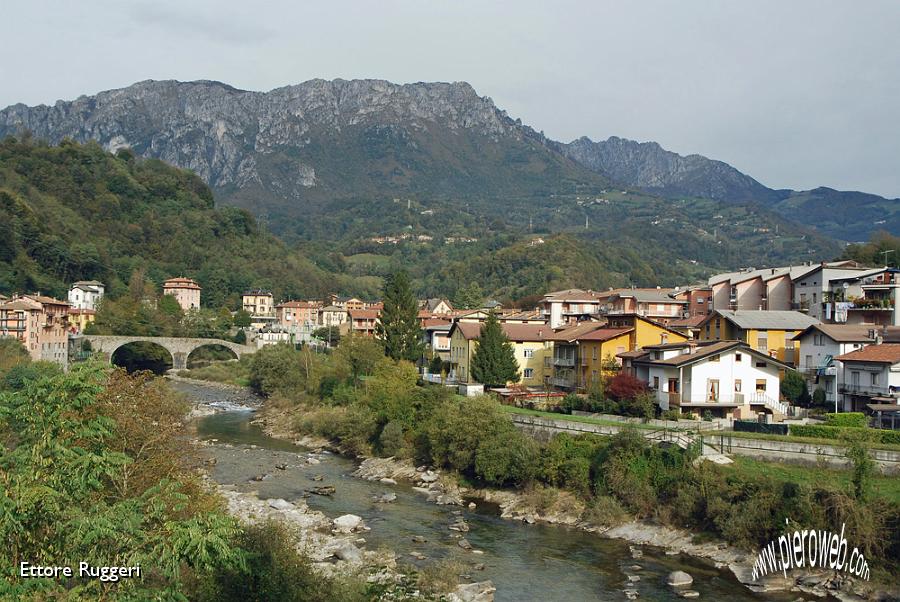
[448,322,553,386]
[67,308,96,333]
[698,310,819,367]
[549,314,688,390]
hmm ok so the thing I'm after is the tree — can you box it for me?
[313,326,341,347]
[781,370,809,405]
[233,309,252,328]
[453,282,484,310]
[376,270,423,362]
[470,311,519,387]
[606,372,647,402]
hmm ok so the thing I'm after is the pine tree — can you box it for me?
[470,311,520,386]
[453,282,484,310]
[376,270,424,361]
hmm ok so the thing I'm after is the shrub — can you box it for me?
[582,495,628,527]
[416,558,465,596]
[824,412,868,428]
[539,433,601,496]
[781,370,809,404]
[2,360,62,390]
[248,344,305,397]
[703,410,713,422]
[560,393,585,414]
[378,420,410,458]
[811,387,827,407]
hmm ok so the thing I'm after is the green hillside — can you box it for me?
[0,137,374,305]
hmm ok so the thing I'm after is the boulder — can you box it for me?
[447,580,496,602]
[678,591,699,599]
[375,492,397,503]
[667,571,694,587]
[267,498,294,510]
[379,477,398,485]
[306,457,321,465]
[449,519,470,532]
[458,538,473,550]
[333,541,362,563]
[311,485,336,496]
[420,471,439,483]
[333,514,364,533]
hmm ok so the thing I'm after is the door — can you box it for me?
[707,379,720,402]
[667,378,680,405]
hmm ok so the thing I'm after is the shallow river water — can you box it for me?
[177,381,810,602]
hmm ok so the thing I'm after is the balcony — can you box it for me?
[791,300,810,312]
[553,356,576,367]
[839,383,896,397]
[549,376,576,389]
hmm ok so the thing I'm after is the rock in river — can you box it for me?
[267,498,294,510]
[332,541,363,563]
[333,514,366,534]
[667,571,694,587]
[447,580,496,602]
[311,485,336,496]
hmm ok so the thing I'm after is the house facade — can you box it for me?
[242,289,275,318]
[0,294,70,367]
[348,309,380,337]
[162,277,201,311]
[600,288,686,324]
[448,322,553,386]
[67,280,105,311]
[699,310,820,366]
[628,340,790,418]
[835,344,900,412]
[540,289,604,328]
[319,306,349,329]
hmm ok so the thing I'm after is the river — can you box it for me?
[177,380,810,602]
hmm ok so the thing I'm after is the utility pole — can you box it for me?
[880,249,895,266]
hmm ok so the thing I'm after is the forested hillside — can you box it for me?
[0,136,375,305]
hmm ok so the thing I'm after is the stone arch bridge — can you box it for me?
[83,335,257,370]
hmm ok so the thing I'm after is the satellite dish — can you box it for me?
[842,282,849,289]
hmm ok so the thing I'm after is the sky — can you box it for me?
[2,1,900,198]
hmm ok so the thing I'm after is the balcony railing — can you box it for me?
[549,376,576,388]
[839,383,896,397]
[553,357,576,367]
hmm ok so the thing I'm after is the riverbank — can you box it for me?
[254,400,895,602]
[180,382,495,602]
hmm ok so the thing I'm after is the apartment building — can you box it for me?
[0,294,70,367]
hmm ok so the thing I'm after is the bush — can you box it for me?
[581,496,628,527]
[824,412,868,428]
[789,424,899,446]
[416,558,465,596]
[539,433,602,496]
[378,420,410,458]
[811,387,827,407]
[560,393,585,414]
[248,344,305,397]
[1,360,62,390]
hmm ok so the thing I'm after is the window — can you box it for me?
[735,352,742,362]
[592,370,598,382]
[709,354,720,362]
[544,356,550,367]
[653,376,659,389]
[523,368,534,379]
[735,379,742,392]
[707,379,720,401]
[523,349,534,358]
[592,347,598,361]
[697,297,705,304]
[755,379,767,392]
[756,361,767,368]
[814,334,824,346]
[757,333,768,352]
[660,333,668,344]
[871,372,879,386]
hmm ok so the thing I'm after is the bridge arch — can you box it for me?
[110,340,174,374]
[186,342,240,369]
[82,335,256,371]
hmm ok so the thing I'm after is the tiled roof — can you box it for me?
[452,321,552,341]
[163,277,201,289]
[634,341,750,367]
[24,294,69,306]
[792,324,899,343]
[546,321,610,342]
[835,344,900,364]
[542,288,603,302]
[578,328,633,342]
[277,300,319,309]
[349,309,380,319]
[669,315,707,328]
[712,310,820,331]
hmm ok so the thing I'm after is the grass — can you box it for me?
[725,456,900,504]
[722,428,900,452]
[177,357,251,387]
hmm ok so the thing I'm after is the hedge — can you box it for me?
[823,412,868,428]
[789,424,900,445]
[734,420,788,435]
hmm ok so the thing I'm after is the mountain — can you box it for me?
[556,136,899,241]
[0,79,609,234]
[0,79,850,300]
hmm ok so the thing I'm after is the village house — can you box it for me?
[0,294,70,367]
[834,344,900,413]
[598,288,687,324]
[698,310,819,366]
[548,315,688,391]
[670,285,712,318]
[423,318,452,362]
[319,305,349,329]
[329,295,369,311]
[241,288,277,329]
[540,289,604,328]
[823,268,900,327]
[348,309,380,337]
[162,277,201,311]
[792,324,900,409]
[624,340,791,419]
[448,322,553,387]
[276,300,321,329]
[454,308,546,324]
[790,261,876,321]
[419,298,454,315]
[67,280,105,311]
[67,308,96,334]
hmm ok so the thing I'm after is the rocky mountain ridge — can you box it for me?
[1,78,895,241]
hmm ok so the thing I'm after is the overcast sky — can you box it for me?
[3,1,899,197]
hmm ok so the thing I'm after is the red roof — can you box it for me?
[163,277,201,290]
[578,328,633,342]
[277,300,319,309]
[835,344,900,364]
[452,321,552,341]
[349,309,380,319]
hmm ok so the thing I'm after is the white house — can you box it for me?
[792,324,897,409]
[67,280,105,311]
[627,340,791,419]
[834,344,900,412]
